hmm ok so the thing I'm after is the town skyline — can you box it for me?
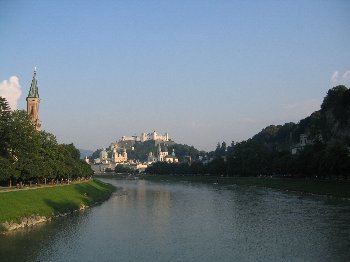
[1,1,350,151]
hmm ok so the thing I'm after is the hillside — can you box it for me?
[250,85,350,149]
[147,86,350,178]
[92,141,204,162]
[223,85,350,177]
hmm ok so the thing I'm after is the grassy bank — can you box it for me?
[140,175,350,199]
[0,179,115,231]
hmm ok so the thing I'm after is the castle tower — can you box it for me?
[26,67,42,131]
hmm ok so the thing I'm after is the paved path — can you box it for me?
[0,180,91,193]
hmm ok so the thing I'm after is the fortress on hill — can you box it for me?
[120,131,170,143]
[111,131,174,151]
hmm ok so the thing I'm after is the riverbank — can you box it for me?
[136,174,350,199]
[0,179,115,232]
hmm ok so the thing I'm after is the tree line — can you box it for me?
[146,139,350,179]
[0,97,93,187]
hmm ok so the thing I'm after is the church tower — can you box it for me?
[26,67,42,131]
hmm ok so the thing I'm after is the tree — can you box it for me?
[91,148,103,160]
[0,104,94,184]
[6,110,42,181]
[226,141,235,156]
[0,156,20,186]
[39,131,60,183]
[0,97,12,158]
[115,164,135,174]
[207,157,226,175]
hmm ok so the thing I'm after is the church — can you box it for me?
[26,67,42,131]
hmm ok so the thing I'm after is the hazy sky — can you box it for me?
[1,0,350,151]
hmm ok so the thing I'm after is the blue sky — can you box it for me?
[1,0,349,151]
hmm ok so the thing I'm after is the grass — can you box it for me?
[138,174,350,199]
[0,179,115,228]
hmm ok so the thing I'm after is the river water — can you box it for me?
[1,178,349,262]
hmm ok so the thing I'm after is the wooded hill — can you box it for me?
[250,85,350,151]
[147,86,350,178]
[92,140,205,162]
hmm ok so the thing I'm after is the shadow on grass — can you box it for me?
[72,180,115,204]
[43,198,80,215]
[43,181,114,215]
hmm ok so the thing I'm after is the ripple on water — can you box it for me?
[1,178,349,262]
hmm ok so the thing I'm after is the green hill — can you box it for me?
[92,140,204,162]
[146,86,350,179]
[250,85,350,149]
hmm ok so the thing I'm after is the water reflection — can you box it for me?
[1,178,349,262]
[0,210,91,262]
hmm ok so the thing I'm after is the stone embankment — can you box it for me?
[1,203,90,232]
[2,215,49,231]
[0,179,115,233]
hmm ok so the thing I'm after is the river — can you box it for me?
[1,177,349,261]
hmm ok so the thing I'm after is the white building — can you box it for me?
[116,131,170,144]
[121,135,139,142]
[164,149,179,163]
[147,152,158,163]
[140,131,169,142]
[148,146,178,163]
[157,144,168,162]
[112,148,128,163]
[100,149,108,161]
[136,163,148,172]
[291,134,313,154]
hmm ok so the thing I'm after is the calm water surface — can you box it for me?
[1,178,350,262]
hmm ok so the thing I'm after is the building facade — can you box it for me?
[164,149,179,163]
[26,67,42,131]
[157,144,168,162]
[112,148,128,163]
[117,131,170,144]
[140,131,169,142]
[147,145,178,163]
[291,134,313,154]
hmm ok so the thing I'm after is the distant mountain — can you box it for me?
[79,149,94,158]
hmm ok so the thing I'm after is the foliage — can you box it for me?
[0,97,93,185]
[127,140,157,161]
[146,162,191,175]
[167,143,203,160]
[114,164,135,174]
[0,96,12,158]
[146,86,350,179]
[146,138,350,179]
[91,148,103,160]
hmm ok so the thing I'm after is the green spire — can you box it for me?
[28,67,39,98]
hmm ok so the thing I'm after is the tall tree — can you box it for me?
[0,97,12,158]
